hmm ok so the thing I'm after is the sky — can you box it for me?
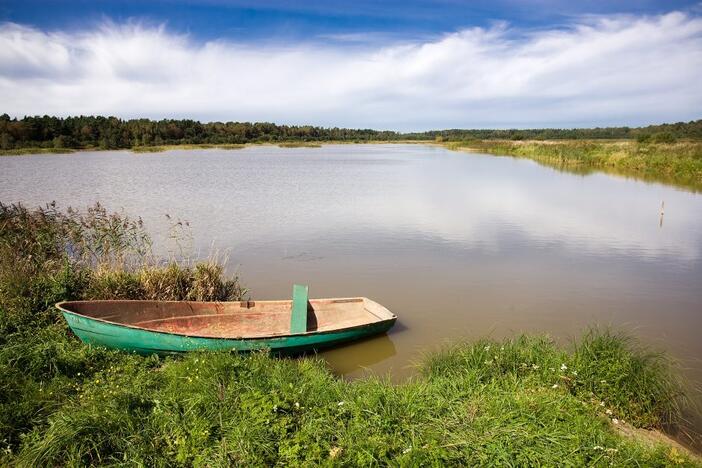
[1,0,701,130]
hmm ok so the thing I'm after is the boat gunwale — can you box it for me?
[55,298,397,341]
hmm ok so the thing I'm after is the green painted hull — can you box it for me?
[61,310,396,355]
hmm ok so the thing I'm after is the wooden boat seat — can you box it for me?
[290,284,308,334]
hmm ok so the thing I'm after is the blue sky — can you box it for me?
[3,1,700,42]
[1,1,701,129]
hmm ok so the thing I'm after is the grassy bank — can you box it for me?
[446,139,702,191]
[277,142,323,148]
[0,147,77,156]
[131,143,246,153]
[0,203,699,465]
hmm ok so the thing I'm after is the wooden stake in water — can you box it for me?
[659,200,665,228]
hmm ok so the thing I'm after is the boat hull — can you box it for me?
[61,308,396,355]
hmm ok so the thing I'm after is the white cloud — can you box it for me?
[0,12,701,130]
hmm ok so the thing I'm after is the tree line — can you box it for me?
[413,120,702,142]
[1,113,700,150]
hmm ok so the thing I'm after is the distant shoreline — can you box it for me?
[0,139,433,156]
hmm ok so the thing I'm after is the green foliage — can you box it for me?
[417,120,702,141]
[0,115,404,151]
[651,132,678,143]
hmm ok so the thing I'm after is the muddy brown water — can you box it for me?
[2,144,701,440]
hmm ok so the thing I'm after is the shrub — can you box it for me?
[651,132,677,144]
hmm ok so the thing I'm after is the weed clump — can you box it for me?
[572,329,685,428]
[422,333,686,430]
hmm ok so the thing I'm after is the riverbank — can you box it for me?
[445,139,702,191]
[130,143,246,152]
[0,147,78,156]
[1,202,699,465]
[0,140,430,156]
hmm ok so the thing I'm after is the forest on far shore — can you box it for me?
[1,113,700,151]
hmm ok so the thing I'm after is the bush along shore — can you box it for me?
[445,139,702,191]
[1,202,700,466]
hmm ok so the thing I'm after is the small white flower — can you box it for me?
[600,380,607,384]
[611,418,619,425]
[571,371,578,376]
[560,364,568,371]
[294,402,300,408]
[337,401,345,406]
[484,345,491,351]
[552,384,559,389]
[600,402,606,407]
[593,445,604,451]
[605,409,613,415]
[403,447,412,454]
[532,364,540,370]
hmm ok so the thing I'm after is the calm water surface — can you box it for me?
[2,144,701,421]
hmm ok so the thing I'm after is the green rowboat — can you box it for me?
[56,288,396,355]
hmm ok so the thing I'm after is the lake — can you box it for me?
[1,144,701,387]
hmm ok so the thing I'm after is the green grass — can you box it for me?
[447,139,702,191]
[0,202,699,465]
[6,336,699,466]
